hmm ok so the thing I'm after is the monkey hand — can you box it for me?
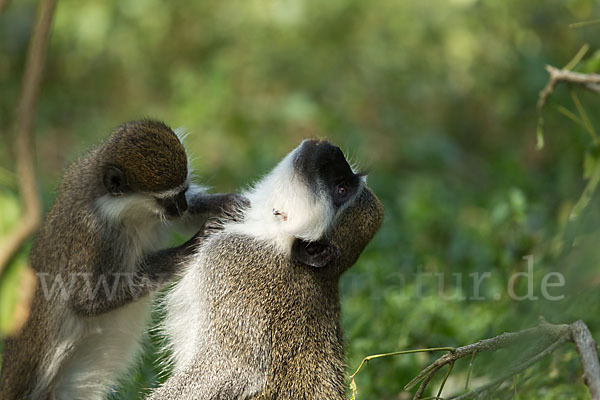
[187,192,250,217]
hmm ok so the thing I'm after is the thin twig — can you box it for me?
[587,83,600,93]
[569,19,600,29]
[402,319,599,400]
[449,334,570,400]
[437,361,454,399]
[349,347,455,400]
[563,44,589,71]
[555,105,584,126]
[414,365,444,400]
[538,65,600,111]
[404,321,569,391]
[350,347,455,380]
[568,87,598,142]
[0,0,57,274]
[464,351,476,390]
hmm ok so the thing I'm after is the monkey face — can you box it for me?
[231,139,381,271]
[289,139,372,268]
[293,139,363,210]
[99,120,194,221]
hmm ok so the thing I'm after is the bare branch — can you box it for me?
[405,319,569,392]
[402,319,600,400]
[586,83,600,94]
[571,320,600,400]
[0,0,57,274]
[413,364,443,400]
[449,334,570,400]
[538,65,600,110]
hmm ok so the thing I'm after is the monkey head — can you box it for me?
[97,119,191,220]
[232,139,383,271]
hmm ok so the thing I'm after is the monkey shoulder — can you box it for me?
[200,232,284,272]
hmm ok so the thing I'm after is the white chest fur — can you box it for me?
[52,297,153,400]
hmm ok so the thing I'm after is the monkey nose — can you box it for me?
[298,139,329,155]
[297,139,338,160]
[170,191,188,217]
[160,192,188,219]
[300,138,325,148]
[176,194,188,214]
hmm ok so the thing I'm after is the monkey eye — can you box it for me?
[336,184,347,197]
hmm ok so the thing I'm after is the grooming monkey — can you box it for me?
[148,139,384,399]
[0,120,244,400]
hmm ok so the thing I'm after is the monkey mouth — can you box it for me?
[291,238,339,268]
[304,240,329,256]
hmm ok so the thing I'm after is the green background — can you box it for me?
[1,0,600,398]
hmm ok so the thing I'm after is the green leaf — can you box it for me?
[536,117,544,150]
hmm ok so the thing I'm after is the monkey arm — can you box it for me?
[173,184,248,235]
[68,231,203,317]
[186,183,249,216]
[188,192,248,215]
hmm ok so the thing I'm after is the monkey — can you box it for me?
[0,119,245,400]
[147,139,384,399]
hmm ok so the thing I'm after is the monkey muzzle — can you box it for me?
[291,238,340,268]
[157,191,188,218]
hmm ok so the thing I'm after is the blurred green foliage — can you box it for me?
[2,0,600,398]
[0,189,29,336]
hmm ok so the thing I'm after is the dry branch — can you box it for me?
[404,319,600,400]
[449,334,570,400]
[538,65,600,110]
[571,320,600,400]
[0,0,57,274]
[404,319,569,392]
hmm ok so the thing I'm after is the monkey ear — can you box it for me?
[291,239,339,268]
[103,166,129,195]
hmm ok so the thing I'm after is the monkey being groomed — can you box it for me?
[149,139,384,399]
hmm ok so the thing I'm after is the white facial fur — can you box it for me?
[95,193,160,221]
[226,141,361,254]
